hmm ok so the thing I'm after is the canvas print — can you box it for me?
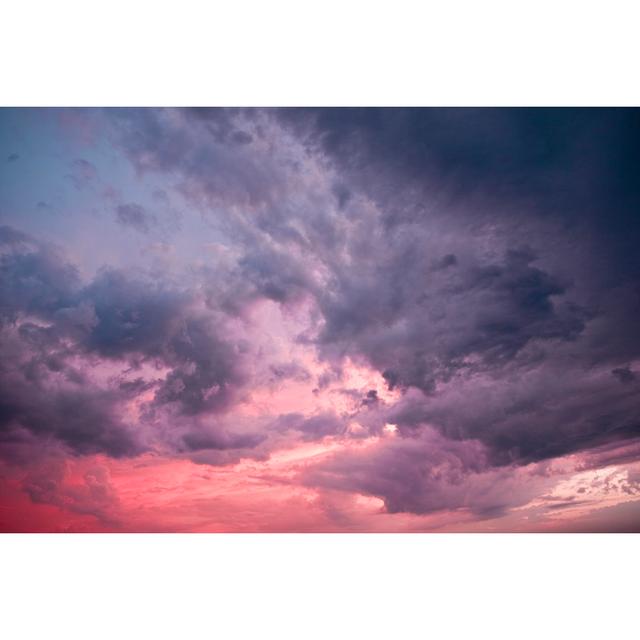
[1,107,639,532]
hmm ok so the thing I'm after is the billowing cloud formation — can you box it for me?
[0,225,254,459]
[303,427,551,518]
[1,108,639,531]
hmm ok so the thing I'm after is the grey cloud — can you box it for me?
[181,428,265,452]
[0,338,145,459]
[0,225,80,321]
[304,428,549,517]
[0,226,254,458]
[97,109,640,494]
[383,360,640,466]
[612,366,636,384]
[115,202,157,234]
[102,109,640,478]
[110,108,282,210]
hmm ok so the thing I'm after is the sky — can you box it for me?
[0,107,639,532]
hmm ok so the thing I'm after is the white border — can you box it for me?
[1,534,638,639]
[1,0,639,105]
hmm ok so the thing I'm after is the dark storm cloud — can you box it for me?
[316,243,587,394]
[0,375,144,458]
[0,322,143,458]
[79,268,186,359]
[264,109,640,469]
[153,314,246,416]
[0,226,253,458]
[277,108,640,219]
[384,361,640,466]
[84,269,246,417]
[277,109,640,325]
[0,225,80,321]
[281,110,640,356]
[101,110,640,474]
[303,428,548,517]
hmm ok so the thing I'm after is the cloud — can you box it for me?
[115,202,157,234]
[303,427,552,517]
[0,226,256,459]
[109,108,283,210]
[21,457,121,526]
[100,108,640,478]
[0,313,144,459]
[612,366,636,384]
[383,360,640,466]
[316,244,586,395]
[4,108,640,528]
[271,411,347,442]
[0,225,80,321]
[68,158,98,190]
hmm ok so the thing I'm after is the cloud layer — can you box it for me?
[1,108,639,531]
